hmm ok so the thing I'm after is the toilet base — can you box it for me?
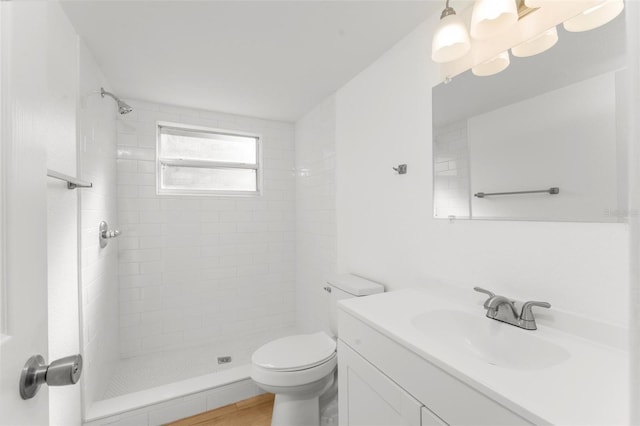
[255,373,334,426]
[272,393,320,426]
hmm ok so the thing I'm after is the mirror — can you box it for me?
[432,11,627,223]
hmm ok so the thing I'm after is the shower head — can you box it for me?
[116,99,133,115]
[100,87,133,115]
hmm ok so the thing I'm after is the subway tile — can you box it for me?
[118,185,139,199]
[117,146,155,161]
[137,160,155,174]
[118,133,138,147]
[119,248,162,263]
[117,159,138,173]
[137,185,158,198]
[108,100,297,359]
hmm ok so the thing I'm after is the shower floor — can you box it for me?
[102,327,297,399]
[102,345,248,399]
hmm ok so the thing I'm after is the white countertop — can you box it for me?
[338,288,629,425]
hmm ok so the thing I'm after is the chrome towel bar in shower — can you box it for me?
[47,169,93,190]
[474,187,559,198]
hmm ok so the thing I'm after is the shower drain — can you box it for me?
[217,356,232,364]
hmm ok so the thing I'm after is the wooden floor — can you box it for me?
[166,393,274,426]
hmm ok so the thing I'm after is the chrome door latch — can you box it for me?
[20,354,83,400]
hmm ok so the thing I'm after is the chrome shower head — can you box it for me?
[100,87,133,115]
[116,99,133,115]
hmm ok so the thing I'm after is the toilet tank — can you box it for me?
[327,274,384,336]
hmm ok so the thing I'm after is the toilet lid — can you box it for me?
[252,332,336,372]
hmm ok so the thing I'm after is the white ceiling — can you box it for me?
[61,1,438,122]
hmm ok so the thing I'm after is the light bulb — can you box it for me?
[472,51,510,76]
[470,0,518,40]
[563,0,624,32]
[432,1,471,63]
[511,26,559,57]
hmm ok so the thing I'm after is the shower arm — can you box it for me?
[100,87,117,101]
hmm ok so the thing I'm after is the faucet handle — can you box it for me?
[473,287,496,309]
[473,287,495,298]
[520,301,551,322]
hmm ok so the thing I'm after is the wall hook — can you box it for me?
[393,164,407,175]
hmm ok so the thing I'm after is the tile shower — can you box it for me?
[81,94,298,423]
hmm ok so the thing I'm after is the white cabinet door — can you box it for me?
[339,341,422,426]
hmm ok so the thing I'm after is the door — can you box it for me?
[0,2,54,424]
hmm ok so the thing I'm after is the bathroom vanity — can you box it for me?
[337,289,628,425]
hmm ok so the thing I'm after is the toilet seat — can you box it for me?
[251,332,338,389]
[251,352,337,388]
[252,332,336,372]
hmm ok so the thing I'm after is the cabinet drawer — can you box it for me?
[339,310,533,425]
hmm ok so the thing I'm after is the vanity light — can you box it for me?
[472,51,510,76]
[511,26,558,57]
[523,0,547,7]
[470,0,518,40]
[563,0,624,32]
[432,0,471,63]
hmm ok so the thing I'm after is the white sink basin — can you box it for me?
[411,309,570,370]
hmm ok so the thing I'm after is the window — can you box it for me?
[157,123,261,196]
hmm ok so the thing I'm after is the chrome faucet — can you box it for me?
[473,287,550,330]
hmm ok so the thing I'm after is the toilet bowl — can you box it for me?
[251,274,384,426]
[251,332,337,426]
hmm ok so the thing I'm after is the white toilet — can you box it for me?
[251,274,384,426]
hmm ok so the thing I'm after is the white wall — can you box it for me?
[295,96,337,334]
[332,21,628,327]
[468,72,619,221]
[78,40,120,406]
[625,3,640,423]
[46,4,82,425]
[115,101,296,359]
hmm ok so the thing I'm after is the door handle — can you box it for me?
[19,354,82,399]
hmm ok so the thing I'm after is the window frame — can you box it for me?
[156,121,262,197]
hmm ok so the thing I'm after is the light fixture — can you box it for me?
[523,0,547,7]
[432,0,471,63]
[563,0,624,32]
[470,0,518,40]
[511,26,558,57]
[472,51,510,76]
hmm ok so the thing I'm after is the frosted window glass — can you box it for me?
[160,130,256,164]
[161,165,257,192]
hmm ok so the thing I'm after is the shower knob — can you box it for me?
[19,354,83,399]
[99,221,122,248]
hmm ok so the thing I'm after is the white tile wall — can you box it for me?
[294,96,337,333]
[46,4,82,425]
[433,120,471,219]
[115,100,296,358]
[78,41,120,405]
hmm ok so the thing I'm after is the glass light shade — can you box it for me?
[524,0,549,7]
[511,26,559,57]
[432,14,471,63]
[470,0,518,40]
[472,51,510,76]
[563,0,624,32]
